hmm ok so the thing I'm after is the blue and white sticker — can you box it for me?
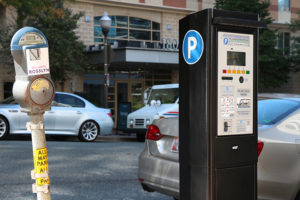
[182,30,204,65]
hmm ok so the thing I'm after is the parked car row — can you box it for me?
[0,92,114,142]
[138,98,300,200]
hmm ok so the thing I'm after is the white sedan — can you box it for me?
[0,92,114,142]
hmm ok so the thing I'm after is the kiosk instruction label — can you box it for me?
[217,31,254,136]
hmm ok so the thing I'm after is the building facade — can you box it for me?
[64,0,212,123]
[0,0,300,124]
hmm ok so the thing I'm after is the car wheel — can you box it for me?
[78,120,99,142]
[174,198,179,200]
[136,133,145,142]
[0,116,9,139]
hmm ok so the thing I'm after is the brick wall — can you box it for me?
[291,0,300,20]
[269,0,278,22]
[163,0,186,8]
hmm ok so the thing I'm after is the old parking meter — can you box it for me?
[11,27,54,200]
[11,27,55,113]
[179,9,264,200]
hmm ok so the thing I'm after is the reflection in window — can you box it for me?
[130,30,151,40]
[94,15,161,43]
[278,0,290,11]
[129,17,151,29]
[152,32,160,41]
[152,22,160,30]
[55,94,85,108]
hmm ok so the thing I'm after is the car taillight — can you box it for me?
[146,124,163,141]
[107,113,112,118]
[258,141,264,157]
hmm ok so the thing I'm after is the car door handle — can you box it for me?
[48,111,55,114]
[77,111,82,114]
[8,110,18,113]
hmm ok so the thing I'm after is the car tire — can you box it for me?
[136,133,145,142]
[174,198,179,200]
[78,120,99,142]
[0,116,9,139]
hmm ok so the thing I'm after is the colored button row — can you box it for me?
[223,69,250,74]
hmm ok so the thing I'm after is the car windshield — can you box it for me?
[0,96,18,104]
[258,99,300,125]
[147,88,178,104]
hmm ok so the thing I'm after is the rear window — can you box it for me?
[258,99,300,125]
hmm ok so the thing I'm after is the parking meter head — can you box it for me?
[11,27,54,113]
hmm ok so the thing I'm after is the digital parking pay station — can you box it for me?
[11,27,55,200]
[179,9,264,200]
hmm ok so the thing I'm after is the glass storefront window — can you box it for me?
[94,38,103,43]
[94,26,103,37]
[130,30,151,40]
[152,32,160,41]
[129,17,151,29]
[94,16,160,42]
[116,16,128,27]
[152,21,160,30]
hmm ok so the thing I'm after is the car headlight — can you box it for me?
[146,119,151,124]
[130,119,134,124]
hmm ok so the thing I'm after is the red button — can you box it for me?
[223,69,227,74]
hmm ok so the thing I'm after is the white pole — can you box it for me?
[29,113,51,200]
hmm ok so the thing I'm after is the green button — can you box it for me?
[246,70,250,74]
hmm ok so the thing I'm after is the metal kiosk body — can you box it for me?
[11,27,55,200]
[179,9,263,200]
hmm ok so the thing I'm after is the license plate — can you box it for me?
[171,137,179,153]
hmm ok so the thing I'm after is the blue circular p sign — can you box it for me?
[182,30,204,65]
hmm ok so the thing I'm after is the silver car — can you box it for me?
[138,98,300,200]
[258,98,300,200]
[138,117,179,200]
[0,92,114,142]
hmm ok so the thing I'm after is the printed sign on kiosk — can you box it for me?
[179,9,264,200]
[218,31,254,136]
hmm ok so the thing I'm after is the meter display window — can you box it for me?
[54,94,85,108]
[227,51,246,66]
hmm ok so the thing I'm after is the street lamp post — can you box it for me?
[100,12,111,108]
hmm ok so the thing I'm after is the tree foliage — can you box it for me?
[0,0,86,83]
[215,0,291,90]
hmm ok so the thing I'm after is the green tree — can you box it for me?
[215,0,291,90]
[0,0,86,85]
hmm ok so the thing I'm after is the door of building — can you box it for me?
[115,80,144,128]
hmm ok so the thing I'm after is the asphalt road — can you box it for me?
[0,137,173,200]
